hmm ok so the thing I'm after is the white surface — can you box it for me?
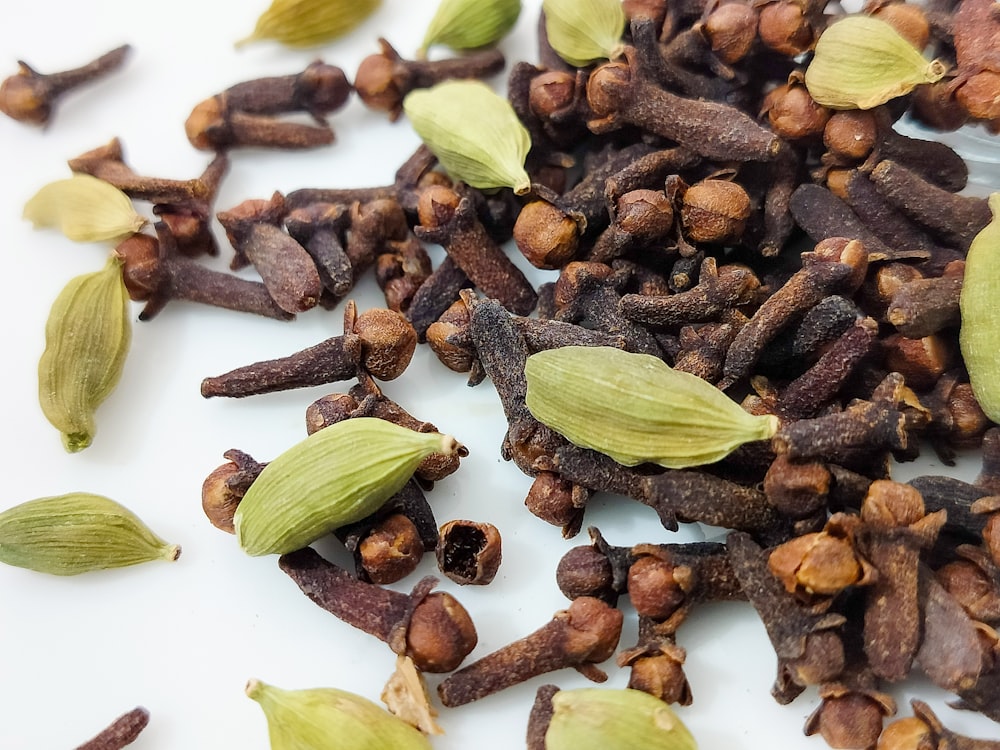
[0,1,998,747]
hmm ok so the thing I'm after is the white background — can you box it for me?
[0,0,998,747]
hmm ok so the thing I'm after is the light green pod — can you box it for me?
[0,493,180,576]
[237,0,381,47]
[235,418,460,556]
[38,254,132,453]
[525,346,778,469]
[246,679,432,750]
[542,0,627,67]
[403,80,531,195]
[805,15,947,109]
[420,0,521,56]
[960,193,1000,422]
[545,688,697,750]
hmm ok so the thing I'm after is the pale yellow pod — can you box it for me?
[525,346,778,468]
[960,193,1000,422]
[38,254,132,453]
[543,0,627,67]
[804,15,947,109]
[403,80,531,195]
[23,173,146,243]
[545,688,697,750]
[238,0,381,47]
[235,417,461,556]
[0,493,180,576]
[246,679,432,750]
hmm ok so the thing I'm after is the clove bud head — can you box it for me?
[544,688,697,750]
[0,69,49,125]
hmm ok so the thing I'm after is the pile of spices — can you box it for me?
[5,0,1000,747]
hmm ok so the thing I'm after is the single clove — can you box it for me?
[200,303,417,398]
[436,596,623,707]
[73,706,150,750]
[115,225,293,321]
[217,192,323,314]
[354,39,506,120]
[278,546,477,673]
[0,44,130,126]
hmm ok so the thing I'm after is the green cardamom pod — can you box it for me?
[403,80,531,195]
[237,0,381,48]
[0,493,180,575]
[23,173,146,243]
[545,688,697,750]
[419,0,522,56]
[542,0,627,67]
[960,193,1000,423]
[235,417,461,556]
[246,679,432,750]
[38,254,132,453]
[525,346,778,469]
[804,15,947,109]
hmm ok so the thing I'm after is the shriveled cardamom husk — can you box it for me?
[403,80,531,195]
[38,253,132,453]
[804,15,947,109]
[0,493,180,575]
[960,192,1000,422]
[246,679,433,750]
[525,346,778,468]
[23,173,145,243]
[234,417,461,556]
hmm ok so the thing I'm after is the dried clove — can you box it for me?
[116,226,293,322]
[73,706,150,750]
[284,202,353,304]
[415,186,537,316]
[354,39,505,120]
[727,531,847,704]
[217,193,322,314]
[200,304,416,398]
[436,596,623,706]
[279,546,477,673]
[1,44,130,126]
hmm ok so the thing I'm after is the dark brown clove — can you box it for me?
[720,237,868,390]
[870,160,992,250]
[200,304,416,398]
[115,225,293,321]
[0,44,130,126]
[153,151,229,258]
[73,706,150,750]
[619,257,760,328]
[727,531,847,704]
[284,202,354,304]
[855,481,946,682]
[279,546,477,673]
[886,272,963,339]
[406,256,473,341]
[437,596,623,707]
[68,137,209,205]
[353,513,425,585]
[354,39,505,120]
[415,186,537,316]
[617,617,693,704]
[217,193,323,314]
[587,188,674,263]
[218,60,351,121]
[185,99,334,151]
[586,48,782,162]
